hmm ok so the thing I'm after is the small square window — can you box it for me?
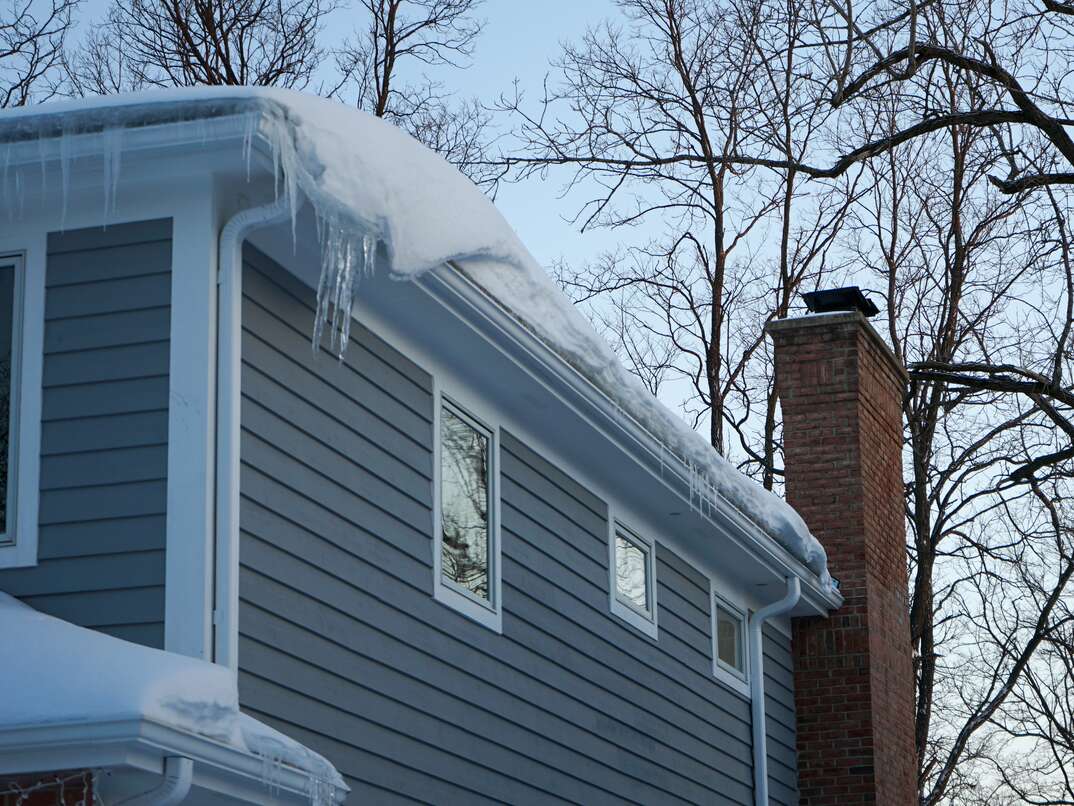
[615,533,651,615]
[608,523,658,639]
[712,592,749,693]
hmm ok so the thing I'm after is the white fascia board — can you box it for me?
[0,718,346,805]
[421,267,842,616]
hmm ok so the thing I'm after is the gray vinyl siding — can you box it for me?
[0,219,172,649]
[237,247,799,804]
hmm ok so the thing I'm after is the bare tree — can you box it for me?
[498,0,855,473]
[1,0,77,107]
[499,1,1074,802]
[67,0,335,95]
[332,0,495,185]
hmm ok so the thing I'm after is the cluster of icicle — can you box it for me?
[1,101,378,363]
[239,111,376,359]
[251,743,340,806]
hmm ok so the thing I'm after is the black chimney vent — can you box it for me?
[802,286,879,318]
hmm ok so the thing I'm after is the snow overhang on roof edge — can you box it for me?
[0,86,838,602]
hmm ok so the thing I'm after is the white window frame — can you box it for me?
[432,391,502,633]
[608,519,658,639]
[0,249,41,570]
[711,588,751,696]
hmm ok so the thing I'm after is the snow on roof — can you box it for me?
[0,87,832,592]
[0,592,345,803]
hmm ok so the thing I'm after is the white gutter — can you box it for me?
[115,756,193,806]
[749,576,801,806]
[214,195,294,669]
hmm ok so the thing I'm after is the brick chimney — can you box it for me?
[767,304,918,805]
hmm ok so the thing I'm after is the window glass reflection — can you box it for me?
[440,407,490,600]
[716,605,744,673]
[615,534,649,613]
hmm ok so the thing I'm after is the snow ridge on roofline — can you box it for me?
[0,86,833,592]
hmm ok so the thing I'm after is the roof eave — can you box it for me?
[427,264,843,615]
[0,717,347,804]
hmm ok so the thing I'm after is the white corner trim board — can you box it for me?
[164,178,221,661]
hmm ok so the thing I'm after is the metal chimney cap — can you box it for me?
[802,286,879,318]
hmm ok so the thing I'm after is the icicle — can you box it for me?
[37,134,47,194]
[242,114,255,181]
[58,125,71,231]
[101,127,123,220]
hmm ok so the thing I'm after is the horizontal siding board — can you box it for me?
[42,342,170,386]
[36,516,167,559]
[18,586,164,627]
[41,411,168,454]
[44,306,171,352]
[0,220,171,649]
[41,377,170,420]
[0,550,164,595]
[39,480,167,524]
[45,275,171,320]
[40,445,167,490]
[46,218,172,254]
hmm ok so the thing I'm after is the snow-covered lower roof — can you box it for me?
[0,87,832,592]
[0,592,345,803]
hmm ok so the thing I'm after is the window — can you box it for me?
[0,256,22,546]
[433,395,501,631]
[608,522,658,638]
[712,592,749,693]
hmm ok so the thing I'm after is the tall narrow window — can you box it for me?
[608,522,658,638]
[440,405,490,600]
[0,257,19,543]
[433,396,501,631]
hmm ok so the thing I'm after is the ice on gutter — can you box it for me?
[0,592,345,805]
[0,86,834,593]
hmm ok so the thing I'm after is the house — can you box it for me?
[0,88,917,805]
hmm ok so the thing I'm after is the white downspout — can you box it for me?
[214,196,294,670]
[115,756,194,806]
[749,576,801,806]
